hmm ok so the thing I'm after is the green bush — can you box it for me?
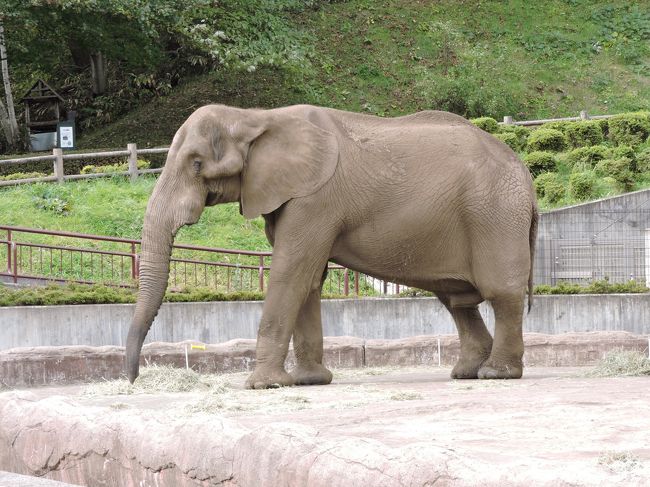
[523,151,556,176]
[596,118,609,137]
[569,170,597,200]
[498,125,529,150]
[534,279,648,295]
[0,171,49,181]
[470,117,499,133]
[527,128,568,152]
[608,112,650,146]
[565,145,610,170]
[636,148,650,173]
[565,120,604,148]
[494,132,519,151]
[81,159,150,175]
[540,121,572,133]
[534,172,565,203]
[594,158,634,189]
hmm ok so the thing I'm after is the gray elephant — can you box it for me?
[126,104,538,389]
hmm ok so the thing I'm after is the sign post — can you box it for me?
[56,120,76,150]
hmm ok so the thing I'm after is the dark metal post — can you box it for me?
[354,271,359,296]
[6,229,11,274]
[344,269,349,296]
[11,242,17,283]
[131,242,138,280]
[258,255,265,292]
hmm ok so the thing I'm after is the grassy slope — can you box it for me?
[77,0,649,149]
[0,177,269,250]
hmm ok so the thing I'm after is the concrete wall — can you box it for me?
[1,295,649,350]
[536,188,650,285]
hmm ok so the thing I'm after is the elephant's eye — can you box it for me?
[193,160,202,174]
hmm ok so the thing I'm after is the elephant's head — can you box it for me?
[125,105,338,383]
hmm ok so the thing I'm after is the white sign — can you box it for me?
[59,126,74,148]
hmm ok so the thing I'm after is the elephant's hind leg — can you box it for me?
[290,282,333,386]
[478,292,525,379]
[439,293,493,379]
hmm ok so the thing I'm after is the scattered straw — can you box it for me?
[587,350,650,378]
[389,391,423,401]
[83,364,230,396]
[598,451,641,472]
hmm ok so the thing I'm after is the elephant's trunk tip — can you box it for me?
[126,353,140,384]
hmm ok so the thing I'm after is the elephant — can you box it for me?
[125,104,538,389]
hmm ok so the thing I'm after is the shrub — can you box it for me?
[569,170,597,200]
[523,151,556,176]
[596,118,609,137]
[526,128,568,152]
[608,112,650,146]
[540,121,572,133]
[565,145,610,170]
[565,120,604,147]
[470,117,499,133]
[498,125,529,150]
[81,159,150,175]
[636,148,650,172]
[534,279,648,295]
[594,158,634,189]
[534,172,565,203]
[494,132,519,151]
[0,171,49,181]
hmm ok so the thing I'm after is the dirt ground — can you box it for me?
[1,366,649,486]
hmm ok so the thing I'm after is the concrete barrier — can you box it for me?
[1,332,647,387]
[1,295,650,350]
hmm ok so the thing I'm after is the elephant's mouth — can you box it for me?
[205,191,219,206]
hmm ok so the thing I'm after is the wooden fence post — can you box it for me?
[127,143,138,181]
[580,110,589,120]
[503,116,514,125]
[53,148,64,183]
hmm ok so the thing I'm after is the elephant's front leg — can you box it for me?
[290,283,333,385]
[245,246,331,390]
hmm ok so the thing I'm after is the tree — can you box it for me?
[0,20,19,148]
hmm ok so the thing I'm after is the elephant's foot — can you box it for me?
[451,355,488,379]
[245,366,295,389]
[290,363,333,386]
[477,358,523,379]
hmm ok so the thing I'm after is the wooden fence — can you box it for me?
[500,110,614,127]
[0,144,167,187]
[0,110,620,187]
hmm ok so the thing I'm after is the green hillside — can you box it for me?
[74,0,650,149]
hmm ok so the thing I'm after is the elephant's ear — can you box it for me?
[240,114,339,219]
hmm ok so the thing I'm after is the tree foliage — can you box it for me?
[0,0,318,138]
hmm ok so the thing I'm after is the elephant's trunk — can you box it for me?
[125,175,198,383]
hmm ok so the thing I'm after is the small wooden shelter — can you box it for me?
[20,79,65,133]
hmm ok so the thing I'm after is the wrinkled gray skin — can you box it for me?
[126,104,538,389]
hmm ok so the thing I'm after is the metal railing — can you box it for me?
[0,225,401,296]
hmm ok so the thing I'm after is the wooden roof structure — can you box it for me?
[21,79,65,131]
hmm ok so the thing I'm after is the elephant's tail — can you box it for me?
[527,203,539,313]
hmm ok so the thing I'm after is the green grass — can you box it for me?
[0,176,269,251]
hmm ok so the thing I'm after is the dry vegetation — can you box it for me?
[587,350,650,377]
